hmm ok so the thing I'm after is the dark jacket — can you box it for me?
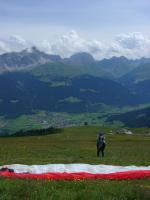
[97,133,105,148]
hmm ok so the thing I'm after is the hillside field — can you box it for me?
[0,126,150,199]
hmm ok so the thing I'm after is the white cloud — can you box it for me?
[107,32,150,59]
[0,35,32,54]
[48,30,104,58]
[0,41,10,54]
[9,35,27,46]
[39,31,150,59]
[38,40,52,54]
[0,31,150,59]
[115,32,146,49]
[8,35,32,51]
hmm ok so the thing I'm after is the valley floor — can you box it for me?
[0,126,150,199]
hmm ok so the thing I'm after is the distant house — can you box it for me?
[116,129,133,135]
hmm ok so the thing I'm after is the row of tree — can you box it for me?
[7,126,63,137]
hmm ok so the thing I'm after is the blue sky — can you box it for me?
[0,0,150,59]
[0,0,150,41]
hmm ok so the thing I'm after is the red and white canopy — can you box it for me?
[0,164,150,180]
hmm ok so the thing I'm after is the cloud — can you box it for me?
[8,35,32,51]
[9,35,27,46]
[0,41,10,54]
[115,32,147,49]
[0,31,150,59]
[45,30,104,58]
[38,39,52,54]
[38,31,150,59]
[0,35,32,54]
[107,32,150,59]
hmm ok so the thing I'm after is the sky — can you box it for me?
[0,0,150,59]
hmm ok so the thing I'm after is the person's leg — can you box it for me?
[102,143,105,157]
[102,150,104,157]
[97,148,100,157]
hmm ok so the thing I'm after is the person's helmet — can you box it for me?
[99,132,104,136]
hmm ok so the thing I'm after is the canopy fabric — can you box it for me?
[0,164,150,180]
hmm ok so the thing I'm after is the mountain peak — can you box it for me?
[22,46,41,54]
[69,52,95,65]
[102,56,129,62]
[0,46,62,71]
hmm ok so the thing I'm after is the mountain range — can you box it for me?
[0,47,150,128]
[1,46,150,79]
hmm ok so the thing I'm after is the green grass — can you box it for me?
[0,126,150,199]
[59,96,82,103]
[30,62,110,82]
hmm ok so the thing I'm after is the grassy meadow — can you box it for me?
[0,126,150,199]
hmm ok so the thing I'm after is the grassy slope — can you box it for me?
[0,126,150,199]
[30,62,113,82]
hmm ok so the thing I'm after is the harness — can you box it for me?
[97,135,105,149]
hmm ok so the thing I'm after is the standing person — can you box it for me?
[97,132,106,157]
